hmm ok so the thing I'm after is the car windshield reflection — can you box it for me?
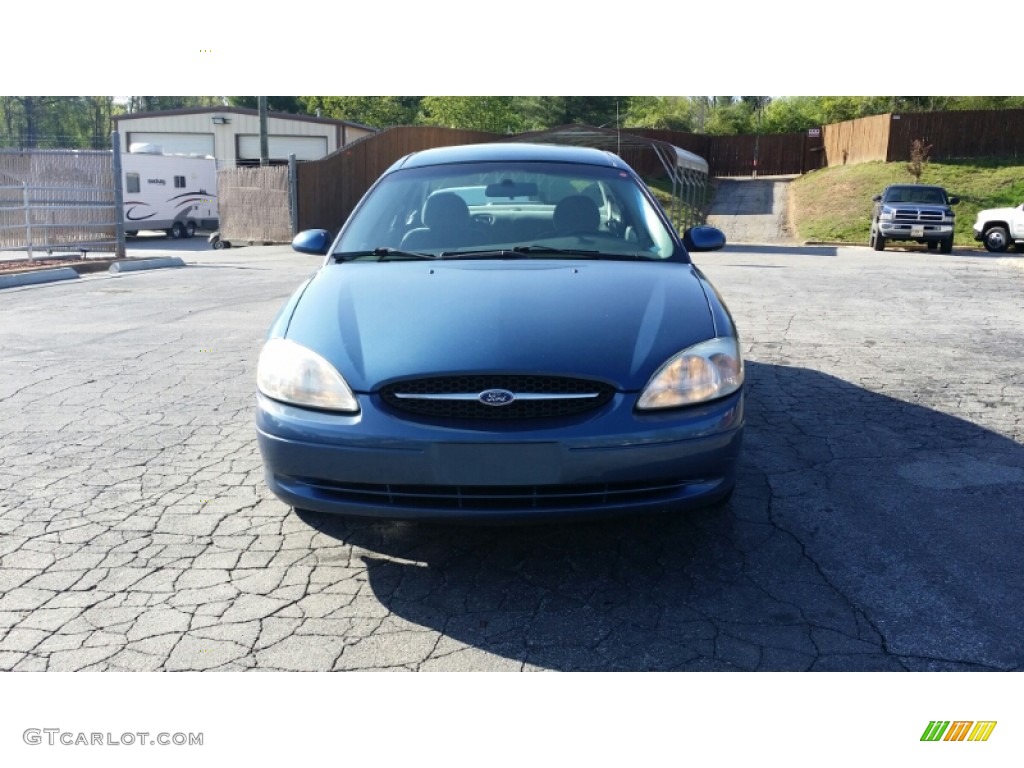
[333,160,679,260]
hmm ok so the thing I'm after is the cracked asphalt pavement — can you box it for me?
[1,244,1022,671]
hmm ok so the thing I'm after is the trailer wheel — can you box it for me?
[169,222,185,239]
[185,222,196,238]
[212,238,225,250]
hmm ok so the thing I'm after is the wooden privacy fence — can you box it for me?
[822,114,890,166]
[218,166,292,244]
[887,109,1024,161]
[296,127,499,233]
[824,109,1024,167]
[596,129,822,177]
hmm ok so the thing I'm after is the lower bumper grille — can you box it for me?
[299,478,699,511]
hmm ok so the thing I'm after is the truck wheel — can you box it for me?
[939,237,953,254]
[983,226,1009,253]
[926,241,938,251]
[871,230,885,251]
[184,222,196,239]
[170,222,185,239]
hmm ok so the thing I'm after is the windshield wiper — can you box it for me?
[333,248,438,262]
[513,246,644,260]
[439,246,615,260]
[439,248,530,260]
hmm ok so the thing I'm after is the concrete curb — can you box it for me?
[109,257,187,274]
[0,267,79,290]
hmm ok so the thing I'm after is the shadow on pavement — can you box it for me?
[719,244,839,257]
[296,361,1024,671]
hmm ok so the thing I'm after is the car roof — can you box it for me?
[884,184,946,191]
[390,142,630,171]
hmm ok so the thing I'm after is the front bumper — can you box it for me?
[256,390,744,520]
[878,221,953,241]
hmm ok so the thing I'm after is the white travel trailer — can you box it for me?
[121,144,218,238]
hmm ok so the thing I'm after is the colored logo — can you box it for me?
[921,721,997,742]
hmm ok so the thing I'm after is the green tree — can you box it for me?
[1,96,114,148]
[520,97,629,130]
[704,100,755,135]
[299,96,422,128]
[624,97,695,131]
[419,96,523,134]
[125,96,223,113]
[227,96,304,114]
[761,96,822,133]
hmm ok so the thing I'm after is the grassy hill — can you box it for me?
[789,160,1024,246]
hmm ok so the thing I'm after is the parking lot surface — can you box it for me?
[1,244,1022,671]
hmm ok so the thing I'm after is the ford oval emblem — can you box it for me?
[479,389,515,406]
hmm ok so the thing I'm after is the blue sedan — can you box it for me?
[256,143,743,520]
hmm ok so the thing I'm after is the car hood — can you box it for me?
[283,260,718,392]
[975,206,1020,220]
[884,202,952,212]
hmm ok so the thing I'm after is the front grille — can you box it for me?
[301,477,696,511]
[893,208,944,223]
[380,375,615,421]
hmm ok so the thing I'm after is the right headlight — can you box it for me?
[256,338,359,413]
[637,337,744,410]
[878,206,894,221]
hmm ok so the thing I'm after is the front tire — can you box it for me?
[871,228,885,251]
[939,237,953,254]
[983,226,1010,253]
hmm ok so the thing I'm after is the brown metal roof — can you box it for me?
[508,124,708,174]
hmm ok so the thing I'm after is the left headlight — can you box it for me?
[637,337,744,410]
[256,338,359,413]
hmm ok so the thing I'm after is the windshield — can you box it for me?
[334,161,679,260]
[882,186,948,205]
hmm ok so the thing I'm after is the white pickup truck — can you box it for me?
[973,203,1024,252]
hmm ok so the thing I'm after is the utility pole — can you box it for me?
[258,96,269,167]
[111,131,126,258]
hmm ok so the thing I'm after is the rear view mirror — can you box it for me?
[948,196,960,205]
[485,180,539,199]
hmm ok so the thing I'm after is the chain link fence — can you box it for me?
[0,149,118,257]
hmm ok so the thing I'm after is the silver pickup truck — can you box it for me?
[869,184,958,253]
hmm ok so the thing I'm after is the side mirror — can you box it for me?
[684,225,727,253]
[872,195,882,202]
[292,229,333,255]
[948,196,960,205]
